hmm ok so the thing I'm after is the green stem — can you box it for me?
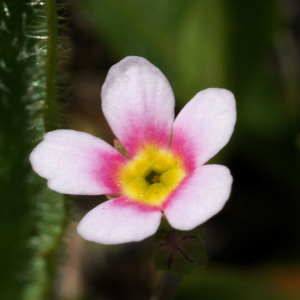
[150,272,182,300]
[0,0,68,298]
[44,0,59,132]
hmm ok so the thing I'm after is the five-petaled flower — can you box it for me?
[30,56,236,245]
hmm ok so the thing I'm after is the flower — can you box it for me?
[30,56,236,245]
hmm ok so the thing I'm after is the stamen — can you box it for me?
[146,170,161,184]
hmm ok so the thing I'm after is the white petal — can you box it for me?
[102,56,175,157]
[171,88,236,168]
[30,130,127,195]
[77,197,162,244]
[164,165,233,230]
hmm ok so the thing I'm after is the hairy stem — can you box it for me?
[0,0,69,299]
[45,0,59,132]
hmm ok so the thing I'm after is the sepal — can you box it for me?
[153,225,208,275]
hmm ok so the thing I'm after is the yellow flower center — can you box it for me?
[118,145,186,207]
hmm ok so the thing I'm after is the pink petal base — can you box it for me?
[77,197,162,244]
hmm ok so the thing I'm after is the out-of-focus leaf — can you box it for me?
[78,0,228,105]
[174,0,227,101]
[177,267,288,300]
[226,0,285,139]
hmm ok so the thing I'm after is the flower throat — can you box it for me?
[118,144,187,206]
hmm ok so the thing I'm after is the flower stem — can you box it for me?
[44,0,59,132]
[150,272,182,300]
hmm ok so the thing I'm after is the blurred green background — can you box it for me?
[55,0,300,299]
[2,0,300,299]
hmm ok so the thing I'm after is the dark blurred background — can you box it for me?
[55,0,300,299]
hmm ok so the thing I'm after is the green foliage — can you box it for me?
[0,0,67,299]
[177,268,287,300]
[79,0,228,103]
